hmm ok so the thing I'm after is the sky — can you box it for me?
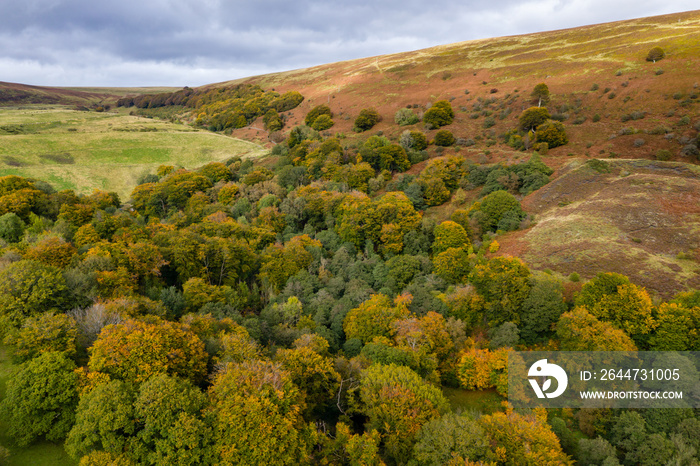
[1,1,697,88]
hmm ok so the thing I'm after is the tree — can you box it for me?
[263,108,283,131]
[411,412,494,465]
[432,220,470,255]
[0,259,69,329]
[310,114,334,131]
[531,83,551,107]
[650,303,700,350]
[395,108,420,126]
[0,351,78,447]
[519,275,567,343]
[479,410,573,465]
[468,256,531,326]
[275,346,341,417]
[0,212,25,242]
[577,437,620,465]
[434,130,455,146]
[589,283,654,339]
[576,272,630,307]
[423,100,454,129]
[377,144,411,172]
[536,120,568,148]
[354,108,381,132]
[304,104,332,126]
[131,374,214,466]
[323,422,385,466]
[355,363,449,464]
[209,360,312,465]
[472,190,523,233]
[556,307,637,351]
[519,106,551,132]
[3,311,77,363]
[646,46,665,62]
[457,348,508,395]
[65,380,136,460]
[343,294,411,344]
[432,247,471,284]
[88,318,208,385]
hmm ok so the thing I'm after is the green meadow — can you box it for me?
[0,107,266,200]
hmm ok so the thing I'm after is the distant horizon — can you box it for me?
[1,3,698,88]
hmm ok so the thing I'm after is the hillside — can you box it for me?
[211,9,700,296]
[501,159,700,298]
[0,82,177,107]
[221,9,700,161]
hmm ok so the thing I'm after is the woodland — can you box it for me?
[0,77,698,466]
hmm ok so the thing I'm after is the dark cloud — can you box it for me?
[0,0,696,86]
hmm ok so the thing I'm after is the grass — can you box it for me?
[0,106,266,200]
[442,386,504,414]
[0,346,76,466]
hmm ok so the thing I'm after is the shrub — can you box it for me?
[518,107,551,132]
[354,108,381,132]
[535,120,568,148]
[646,46,665,62]
[423,100,454,129]
[434,130,456,147]
[262,109,283,131]
[304,104,332,126]
[394,108,420,126]
[592,113,601,122]
[399,130,428,151]
[310,114,334,131]
[271,91,304,112]
[655,149,672,161]
[633,138,645,147]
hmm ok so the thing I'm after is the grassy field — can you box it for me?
[0,346,76,466]
[0,106,266,200]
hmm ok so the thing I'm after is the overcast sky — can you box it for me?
[1,1,697,87]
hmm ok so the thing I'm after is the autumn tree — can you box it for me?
[479,410,573,465]
[322,422,385,466]
[304,104,332,126]
[423,100,454,129]
[0,259,69,330]
[432,247,471,284]
[535,120,568,148]
[343,294,411,344]
[646,46,665,62]
[258,234,322,292]
[519,106,551,132]
[531,83,551,107]
[468,256,531,326]
[209,359,313,465]
[276,345,341,417]
[457,347,509,395]
[88,318,208,385]
[432,220,471,255]
[354,363,450,464]
[0,351,79,446]
[649,303,700,350]
[556,307,637,351]
[3,311,77,363]
[354,108,381,132]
